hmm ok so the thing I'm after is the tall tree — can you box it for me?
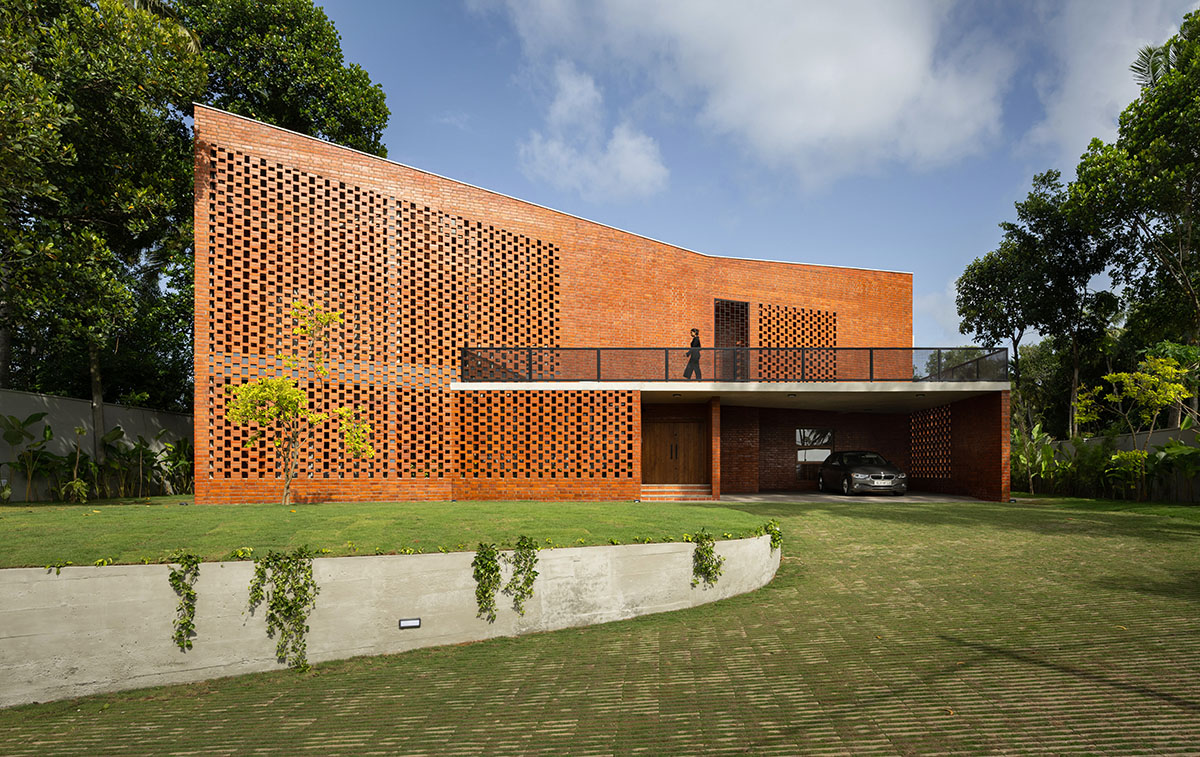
[1006,171,1111,436]
[6,0,206,456]
[958,171,1111,435]
[1074,10,1200,344]
[177,0,390,157]
[2,0,391,415]
[955,238,1040,394]
[0,0,75,390]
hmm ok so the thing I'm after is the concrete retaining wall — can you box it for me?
[0,536,779,708]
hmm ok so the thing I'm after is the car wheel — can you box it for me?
[817,473,824,492]
[841,476,851,496]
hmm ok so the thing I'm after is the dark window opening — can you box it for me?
[796,427,834,480]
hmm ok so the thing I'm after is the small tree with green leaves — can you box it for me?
[1076,356,1193,500]
[1011,422,1056,494]
[225,302,375,506]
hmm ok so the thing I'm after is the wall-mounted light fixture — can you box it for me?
[672,393,682,398]
[787,393,796,399]
[398,618,421,630]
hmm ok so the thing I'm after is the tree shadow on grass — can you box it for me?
[686,498,1200,543]
[939,634,1200,713]
[1092,570,1200,603]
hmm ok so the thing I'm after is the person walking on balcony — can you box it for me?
[684,328,702,380]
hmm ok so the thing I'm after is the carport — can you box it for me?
[637,381,1010,502]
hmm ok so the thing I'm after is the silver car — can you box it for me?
[818,451,908,496]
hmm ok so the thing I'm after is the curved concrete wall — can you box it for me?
[0,536,779,708]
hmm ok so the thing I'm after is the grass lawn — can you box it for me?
[0,496,769,568]
[1014,491,1200,522]
[3,496,1199,754]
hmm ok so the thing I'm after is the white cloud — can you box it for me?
[519,60,668,201]
[490,0,1017,186]
[1024,0,1198,173]
[434,111,472,131]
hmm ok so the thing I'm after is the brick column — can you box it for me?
[710,397,721,499]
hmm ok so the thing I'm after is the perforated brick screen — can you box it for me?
[910,405,952,479]
[757,304,838,381]
[197,146,565,500]
[456,391,638,480]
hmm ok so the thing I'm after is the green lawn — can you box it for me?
[0,496,768,568]
[3,496,1200,755]
[1014,491,1200,522]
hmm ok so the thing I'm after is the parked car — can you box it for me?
[818,451,907,496]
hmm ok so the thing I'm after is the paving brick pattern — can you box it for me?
[5,500,1197,754]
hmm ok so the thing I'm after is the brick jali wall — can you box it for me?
[191,106,967,504]
[455,390,640,500]
[922,392,1010,502]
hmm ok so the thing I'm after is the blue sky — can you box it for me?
[318,0,1197,346]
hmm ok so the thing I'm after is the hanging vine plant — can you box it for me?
[502,535,539,616]
[691,528,724,588]
[247,546,320,671]
[472,542,502,623]
[168,551,201,651]
[764,519,783,552]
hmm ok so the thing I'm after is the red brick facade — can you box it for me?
[193,106,1008,504]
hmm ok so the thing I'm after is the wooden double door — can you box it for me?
[642,419,710,484]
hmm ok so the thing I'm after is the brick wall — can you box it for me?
[719,406,910,493]
[720,401,1007,501]
[720,406,760,493]
[709,398,722,498]
[757,409,911,491]
[193,106,915,503]
[908,393,1009,502]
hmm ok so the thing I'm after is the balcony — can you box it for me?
[459,347,1008,383]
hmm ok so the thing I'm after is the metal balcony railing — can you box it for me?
[459,347,1008,383]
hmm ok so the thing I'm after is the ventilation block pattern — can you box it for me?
[757,304,838,381]
[910,405,952,479]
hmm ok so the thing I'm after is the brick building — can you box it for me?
[193,106,1010,505]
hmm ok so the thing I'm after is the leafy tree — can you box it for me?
[177,0,390,156]
[0,0,75,390]
[955,239,1040,389]
[225,302,375,506]
[6,0,207,459]
[1008,171,1112,436]
[1146,339,1200,428]
[1076,356,1193,500]
[959,171,1112,436]
[1074,10,1200,344]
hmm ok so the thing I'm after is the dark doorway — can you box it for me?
[642,404,711,484]
[715,299,749,380]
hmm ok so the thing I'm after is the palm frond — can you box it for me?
[1130,44,1165,90]
[118,0,201,55]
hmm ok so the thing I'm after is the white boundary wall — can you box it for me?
[0,536,779,708]
[0,389,192,502]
